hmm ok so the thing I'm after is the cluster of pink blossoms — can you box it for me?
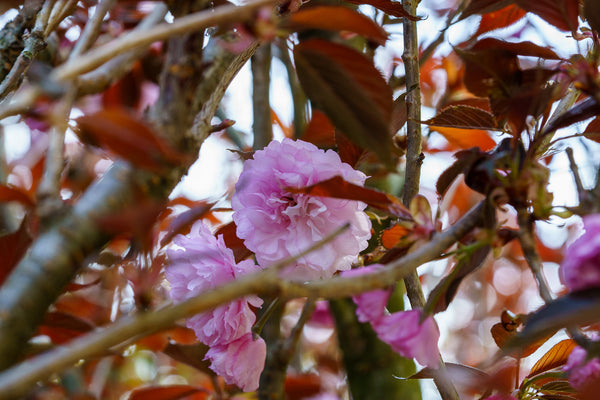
[342,265,441,368]
[563,344,600,390]
[166,138,439,391]
[166,221,265,392]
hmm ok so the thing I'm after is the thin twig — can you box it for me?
[69,0,117,59]
[0,200,483,400]
[52,0,273,82]
[516,207,553,303]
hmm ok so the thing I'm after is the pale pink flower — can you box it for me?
[232,138,371,280]
[206,333,266,392]
[373,310,440,368]
[342,265,391,323]
[563,345,600,390]
[560,214,600,291]
[166,220,262,346]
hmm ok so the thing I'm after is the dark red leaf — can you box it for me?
[75,108,192,172]
[163,342,212,375]
[214,221,253,263]
[474,4,527,37]
[584,0,600,34]
[0,184,34,207]
[527,339,576,378]
[65,278,101,292]
[294,39,394,166]
[287,176,412,219]
[423,105,501,130]
[284,374,322,400]
[0,217,32,285]
[545,98,600,135]
[39,311,95,344]
[344,0,419,20]
[516,0,579,32]
[128,385,206,400]
[301,109,336,147]
[391,93,408,134]
[425,245,490,314]
[470,38,561,60]
[335,130,364,167]
[160,202,216,247]
[583,115,600,144]
[436,147,487,196]
[461,0,514,19]
[286,6,388,46]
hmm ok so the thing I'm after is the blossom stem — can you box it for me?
[252,297,281,338]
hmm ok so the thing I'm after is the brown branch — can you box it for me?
[251,43,273,150]
[0,200,484,399]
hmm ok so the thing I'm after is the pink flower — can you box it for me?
[373,310,440,368]
[206,333,267,392]
[166,221,263,346]
[560,214,600,291]
[232,138,371,280]
[342,265,391,323]
[563,345,600,390]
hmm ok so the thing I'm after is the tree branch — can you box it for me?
[251,43,273,150]
[0,200,483,399]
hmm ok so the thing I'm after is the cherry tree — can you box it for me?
[0,0,598,399]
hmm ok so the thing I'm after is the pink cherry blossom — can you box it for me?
[166,220,263,346]
[373,310,440,368]
[232,138,371,280]
[341,265,391,323]
[205,333,267,392]
[560,214,600,291]
[563,345,600,390]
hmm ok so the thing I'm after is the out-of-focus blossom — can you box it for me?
[232,138,371,280]
[373,310,440,368]
[341,265,390,323]
[560,214,600,291]
[166,220,262,345]
[205,333,267,392]
[564,345,600,390]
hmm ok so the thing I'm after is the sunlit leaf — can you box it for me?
[128,385,206,400]
[432,127,497,151]
[287,176,412,219]
[381,224,411,249]
[294,39,394,166]
[527,339,576,378]
[344,0,419,20]
[286,6,388,46]
[474,4,527,37]
[423,105,501,131]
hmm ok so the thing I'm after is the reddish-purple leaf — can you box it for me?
[214,221,253,263]
[545,98,600,135]
[516,0,579,32]
[474,4,527,37]
[286,6,388,46]
[423,105,501,130]
[0,184,34,207]
[294,39,394,166]
[301,109,336,147]
[344,0,419,20]
[160,202,215,247]
[470,38,561,60]
[287,176,412,219]
[163,342,212,375]
[335,130,364,167]
[75,108,193,172]
[0,217,32,285]
[39,311,95,344]
[128,385,206,400]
